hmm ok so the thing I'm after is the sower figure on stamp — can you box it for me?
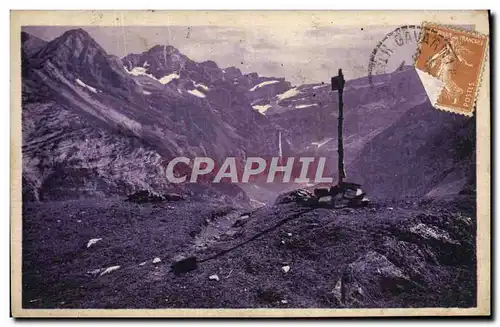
[425,36,474,105]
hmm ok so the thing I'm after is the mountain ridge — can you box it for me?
[21,28,475,201]
[21,29,291,201]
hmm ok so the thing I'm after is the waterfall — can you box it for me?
[278,130,282,158]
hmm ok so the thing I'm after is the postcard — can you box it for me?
[10,10,491,317]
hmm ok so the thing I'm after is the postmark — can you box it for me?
[414,22,489,116]
[368,25,422,84]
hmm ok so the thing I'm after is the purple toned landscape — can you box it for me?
[21,27,476,309]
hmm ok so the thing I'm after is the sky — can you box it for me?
[23,25,407,85]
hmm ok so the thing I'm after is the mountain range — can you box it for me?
[21,28,475,202]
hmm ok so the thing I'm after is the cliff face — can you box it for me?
[21,29,291,201]
[266,68,427,159]
[348,103,475,198]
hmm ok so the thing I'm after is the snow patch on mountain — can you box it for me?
[277,88,300,101]
[295,104,318,109]
[125,66,150,77]
[313,84,327,90]
[349,81,385,91]
[158,73,180,85]
[359,101,392,112]
[252,104,272,114]
[188,89,206,98]
[194,82,209,91]
[311,137,334,149]
[75,78,98,93]
[125,66,179,85]
[87,238,102,248]
[143,90,151,95]
[250,80,280,92]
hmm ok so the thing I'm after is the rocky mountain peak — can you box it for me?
[122,44,191,79]
[146,44,179,54]
[30,28,110,71]
[223,66,242,79]
[24,29,132,93]
[46,28,103,55]
[62,28,92,39]
[200,60,219,69]
[21,31,47,58]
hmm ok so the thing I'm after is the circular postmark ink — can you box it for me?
[368,25,422,84]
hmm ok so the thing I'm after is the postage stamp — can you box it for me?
[414,22,489,116]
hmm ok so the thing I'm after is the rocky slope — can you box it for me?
[22,195,476,308]
[21,31,47,58]
[348,102,475,199]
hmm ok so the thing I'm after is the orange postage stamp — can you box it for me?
[415,22,488,116]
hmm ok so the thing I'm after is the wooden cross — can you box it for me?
[331,69,346,185]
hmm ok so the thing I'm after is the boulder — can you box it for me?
[336,251,411,307]
[86,238,102,248]
[344,188,364,199]
[276,183,370,208]
[404,222,463,265]
[314,188,330,198]
[318,196,333,206]
[232,219,248,228]
[333,195,351,208]
[163,192,185,201]
[409,223,460,246]
[209,274,220,281]
[338,183,370,208]
[99,265,121,276]
[126,190,165,203]
[281,265,291,273]
[378,236,438,283]
[126,190,186,203]
[171,256,198,275]
[85,268,103,277]
[274,189,316,205]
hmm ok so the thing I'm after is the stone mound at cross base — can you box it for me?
[275,182,370,208]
